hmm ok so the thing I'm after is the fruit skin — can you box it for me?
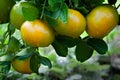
[10,1,38,29]
[54,9,86,38]
[11,57,32,74]
[86,5,119,38]
[21,19,55,47]
[0,0,15,23]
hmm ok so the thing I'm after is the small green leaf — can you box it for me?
[44,14,58,27]
[6,36,22,53]
[0,54,13,61]
[15,53,33,60]
[8,23,15,35]
[47,0,68,23]
[75,39,93,62]
[59,3,68,23]
[16,47,35,56]
[55,35,77,47]
[38,55,52,68]
[44,1,68,26]
[52,40,68,57]
[30,54,39,73]
[86,38,108,55]
[22,5,39,21]
[15,47,35,60]
[48,0,62,11]
[48,0,65,10]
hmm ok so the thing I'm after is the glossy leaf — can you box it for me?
[59,3,68,23]
[22,5,39,21]
[47,0,68,23]
[52,40,68,57]
[75,39,93,62]
[8,23,15,35]
[86,38,108,55]
[6,36,22,53]
[48,0,62,11]
[30,53,39,73]
[0,61,11,74]
[15,47,35,60]
[15,54,32,60]
[0,54,13,61]
[44,15,58,27]
[38,55,52,68]
[55,35,78,48]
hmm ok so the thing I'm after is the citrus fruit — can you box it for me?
[11,57,33,74]
[86,5,119,38]
[20,19,55,47]
[54,9,86,38]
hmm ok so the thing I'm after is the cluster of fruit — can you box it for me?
[9,1,119,47]
[0,0,119,74]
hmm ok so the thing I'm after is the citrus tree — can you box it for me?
[0,0,119,76]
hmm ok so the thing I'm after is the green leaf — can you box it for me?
[0,61,11,74]
[6,36,22,53]
[52,40,68,57]
[38,55,52,68]
[15,47,35,60]
[75,39,93,62]
[59,3,68,23]
[30,53,39,73]
[15,53,33,60]
[22,4,39,21]
[48,0,65,10]
[48,0,60,6]
[47,0,68,23]
[16,47,35,56]
[43,14,59,27]
[8,23,15,35]
[0,54,13,61]
[86,38,108,55]
[46,0,61,19]
[48,0,62,11]
[55,35,78,47]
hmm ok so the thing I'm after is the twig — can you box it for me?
[40,0,46,19]
[117,4,120,9]
[69,0,74,9]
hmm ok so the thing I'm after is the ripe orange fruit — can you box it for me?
[86,5,119,38]
[0,0,15,23]
[20,19,55,47]
[11,57,33,74]
[54,9,86,38]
